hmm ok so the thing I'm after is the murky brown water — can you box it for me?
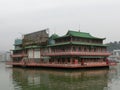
[0,62,119,90]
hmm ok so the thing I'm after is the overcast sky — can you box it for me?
[0,0,120,51]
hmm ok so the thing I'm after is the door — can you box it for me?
[34,49,40,58]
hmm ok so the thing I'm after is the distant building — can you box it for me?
[108,50,120,62]
[0,52,5,61]
[0,54,2,61]
[0,51,11,62]
[112,50,120,56]
[4,52,11,61]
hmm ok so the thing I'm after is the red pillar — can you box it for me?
[81,59,84,65]
[60,58,62,64]
[70,58,73,64]
[65,58,68,64]
[106,58,109,65]
[74,59,78,64]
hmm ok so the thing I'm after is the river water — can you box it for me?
[0,62,120,90]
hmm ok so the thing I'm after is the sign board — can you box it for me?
[23,29,49,46]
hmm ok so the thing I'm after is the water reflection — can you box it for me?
[12,68,114,90]
[107,64,120,90]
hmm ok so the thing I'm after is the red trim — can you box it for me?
[6,61,116,68]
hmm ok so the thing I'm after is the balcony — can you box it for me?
[11,53,28,57]
[42,51,111,56]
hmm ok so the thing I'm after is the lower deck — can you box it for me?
[6,61,116,69]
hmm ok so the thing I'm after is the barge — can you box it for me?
[7,29,116,68]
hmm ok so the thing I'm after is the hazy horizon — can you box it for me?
[0,0,120,51]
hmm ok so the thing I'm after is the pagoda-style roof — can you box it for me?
[56,30,105,40]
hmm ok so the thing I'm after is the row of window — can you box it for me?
[56,37,102,44]
[50,47,106,52]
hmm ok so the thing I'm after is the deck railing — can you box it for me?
[41,51,111,56]
[6,61,116,68]
[11,54,28,57]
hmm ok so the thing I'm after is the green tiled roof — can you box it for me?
[72,42,108,46]
[50,34,59,40]
[48,42,107,47]
[80,56,105,58]
[13,48,23,51]
[56,30,105,40]
[24,46,40,49]
[14,39,22,45]
[13,45,44,50]
[48,42,70,46]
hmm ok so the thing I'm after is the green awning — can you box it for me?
[24,45,40,49]
[41,56,51,60]
[79,56,105,58]
[48,42,108,47]
[12,48,23,51]
[50,56,105,59]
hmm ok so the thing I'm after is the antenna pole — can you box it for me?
[79,24,80,32]
[46,28,49,36]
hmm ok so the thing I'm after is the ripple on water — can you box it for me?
[1,62,120,90]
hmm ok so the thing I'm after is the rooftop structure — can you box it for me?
[23,29,49,46]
